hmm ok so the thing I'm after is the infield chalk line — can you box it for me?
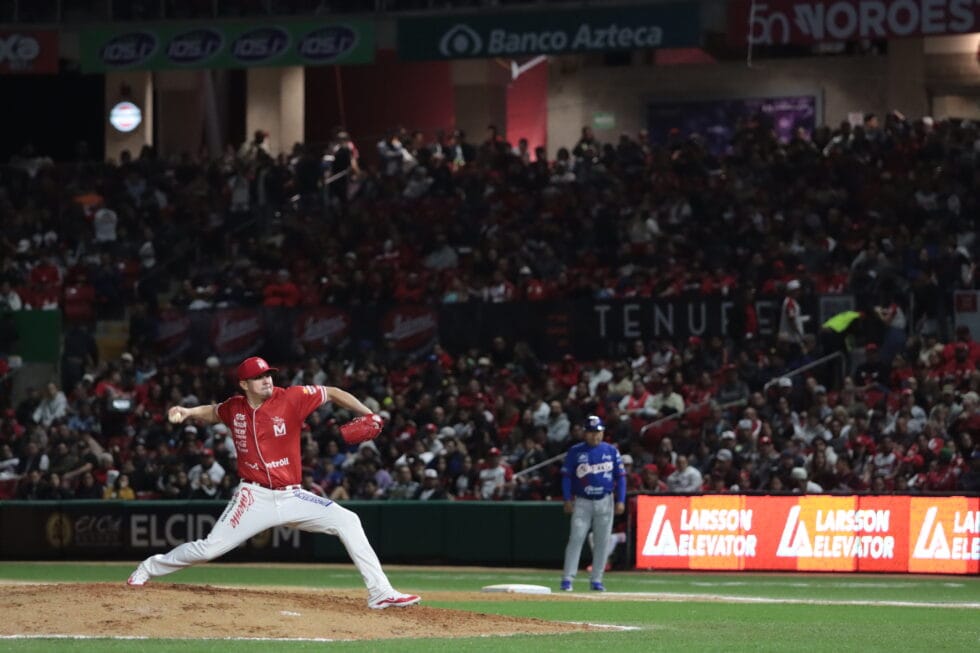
[0,630,624,642]
[570,592,980,609]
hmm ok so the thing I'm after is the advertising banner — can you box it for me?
[398,3,700,61]
[0,501,311,561]
[647,96,818,154]
[80,20,375,73]
[142,296,824,366]
[0,30,59,74]
[728,0,980,45]
[636,495,978,574]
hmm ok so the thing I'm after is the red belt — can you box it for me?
[244,480,302,491]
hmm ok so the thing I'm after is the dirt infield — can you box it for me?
[1,583,595,641]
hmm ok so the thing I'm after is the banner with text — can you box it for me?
[440,296,819,361]
[0,30,59,74]
[398,3,700,61]
[0,501,311,561]
[729,0,980,45]
[80,20,375,73]
[636,495,979,574]
[146,296,820,366]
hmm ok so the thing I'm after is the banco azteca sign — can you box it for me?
[436,21,668,58]
[399,3,700,61]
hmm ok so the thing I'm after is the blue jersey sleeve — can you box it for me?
[613,448,626,503]
[561,448,575,501]
[562,475,572,501]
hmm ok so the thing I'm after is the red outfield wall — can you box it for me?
[636,495,979,574]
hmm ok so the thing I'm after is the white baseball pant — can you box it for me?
[138,483,395,598]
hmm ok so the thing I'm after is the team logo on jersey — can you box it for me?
[244,462,259,470]
[272,416,286,437]
[234,413,247,427]
[575,461,614,478]
[267,456,290,469]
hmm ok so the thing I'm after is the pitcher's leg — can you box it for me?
[141,485,275,578]
[286,493,392,596]
[562,499,593,581]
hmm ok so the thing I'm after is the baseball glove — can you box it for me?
[340,414,384,445]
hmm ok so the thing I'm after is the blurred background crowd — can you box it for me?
[0,109,978,502]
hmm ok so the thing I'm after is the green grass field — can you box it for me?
[1,562,978,652]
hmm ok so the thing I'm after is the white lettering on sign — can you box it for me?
[913,507,980,560]
[130,514,216,548]
[483,23,663,56]
[388,313,437,341]
[747,0,979,45]
[680,509,753,532]
[642,505,758,557]
[815,509,890,533]
[777,506,895,558]
[0,34,40,65]
[301,316,347,343]
[953,511,980,534]
[215,316,262,349]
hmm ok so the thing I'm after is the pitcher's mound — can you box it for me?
[2,583,593,641]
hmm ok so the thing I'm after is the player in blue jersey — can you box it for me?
[560,415,626,592]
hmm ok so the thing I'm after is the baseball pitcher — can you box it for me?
[126,356,420,609]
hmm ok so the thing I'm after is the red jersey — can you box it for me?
[216,385,328,488]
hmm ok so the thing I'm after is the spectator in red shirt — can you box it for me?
[262,269,301,307]
[639,463,667,493]
[944,325,980,367]
[922,450,958,492]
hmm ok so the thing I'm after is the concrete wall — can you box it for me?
[246,66,305,157]
[547,54,892,153]
[451,59,509,145]
[932,94,980,120]
[155,70,205,158]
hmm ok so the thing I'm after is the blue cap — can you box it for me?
[585,415,605,432]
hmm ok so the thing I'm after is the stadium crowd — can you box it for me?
[0,109,978,501]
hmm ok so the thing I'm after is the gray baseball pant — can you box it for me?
[562,494,614,584]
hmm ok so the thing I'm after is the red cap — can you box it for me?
[202,448,214,457]
[488,447,502,456]
[644,463,659,474]
[237,356,278,381]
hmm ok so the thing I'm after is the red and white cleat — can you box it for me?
[127,564,150,587]
[368,590,421,609]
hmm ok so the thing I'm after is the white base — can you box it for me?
[481,584,552,595]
